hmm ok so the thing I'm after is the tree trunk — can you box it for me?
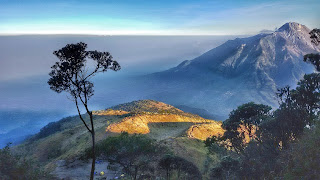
[89,109,95,180]
[90,130,96,180]
[134,167,138,180]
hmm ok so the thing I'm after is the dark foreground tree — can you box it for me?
[159,154,202,180]
[48,42,120,180]
[210,156,240,180]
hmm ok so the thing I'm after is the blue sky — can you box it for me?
[0,0,319,35]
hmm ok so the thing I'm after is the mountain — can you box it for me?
[15,100,223,179]
[133,22,320,118]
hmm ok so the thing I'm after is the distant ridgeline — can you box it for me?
[125,22,320,118]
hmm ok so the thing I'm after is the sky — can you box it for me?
[0,0,319,147]
[0,0,319,35]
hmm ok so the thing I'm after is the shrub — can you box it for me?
[0,144,50,180]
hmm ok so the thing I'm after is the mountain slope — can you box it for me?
[135,22,319,118]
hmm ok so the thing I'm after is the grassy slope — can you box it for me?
[161,137,220,176]
[13,100,222,175]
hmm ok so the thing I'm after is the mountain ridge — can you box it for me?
[136,22,319,118]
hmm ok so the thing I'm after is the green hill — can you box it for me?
[13,100,223,179]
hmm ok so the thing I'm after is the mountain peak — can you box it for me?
[277,22,308,33]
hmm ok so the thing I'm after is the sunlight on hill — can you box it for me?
[187,122,225,140]
[97,100,225,140]
[92,109,129,116]
[106,114,214,134]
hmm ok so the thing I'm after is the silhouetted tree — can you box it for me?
[309,28,320,45]
[48,42,120,180]
[304,29,320,70]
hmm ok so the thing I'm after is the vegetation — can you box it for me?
[221,102,272,153]
[4,29,319,179]
[85,132,167,180]
[29,116,75,141]
[0,144,50,180]
[205,28,320,179]
[283,121,320,179]
[48,42,120,179]
[159,154,202,180]
[110,100,183,114]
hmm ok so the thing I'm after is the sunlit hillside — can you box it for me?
[13,100,224,179]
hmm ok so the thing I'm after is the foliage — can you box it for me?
[205,28,320,180]
[48,42,120,179]
[282,121,320,179]
[48,42,120,94]
[295,73,320,118]
[0,144,50,180]
[273,73,320,148]
[221,102,272,153]
[309,28,320,45]
[209,156,240,180]
[303,28,320,69]
[30,116,77,141]
[304,53,320,71]
[86,132,167,180]
[204,136,226,155]
[110,100,185,115]
[36,121,62,139]
[159,154,202,180]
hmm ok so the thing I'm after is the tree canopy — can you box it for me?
[48,42,120,180]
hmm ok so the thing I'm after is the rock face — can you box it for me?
[141,22,319,118]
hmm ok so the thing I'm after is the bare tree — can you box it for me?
[48,42,120,180]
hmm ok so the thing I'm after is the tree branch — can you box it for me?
[84,64,100,81]
[75,97,92,133]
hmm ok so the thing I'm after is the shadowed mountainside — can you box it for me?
[103,22,319,119]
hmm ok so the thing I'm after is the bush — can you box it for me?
[282,122,320,179]
[85,132,168,180]
[0,144,50,180]
[159,154,202,180]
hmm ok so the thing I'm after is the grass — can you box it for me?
[148,122,194,140]
[12,101,224,178]
[161,137,220,174]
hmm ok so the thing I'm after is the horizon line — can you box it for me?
[0,33,250,37]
